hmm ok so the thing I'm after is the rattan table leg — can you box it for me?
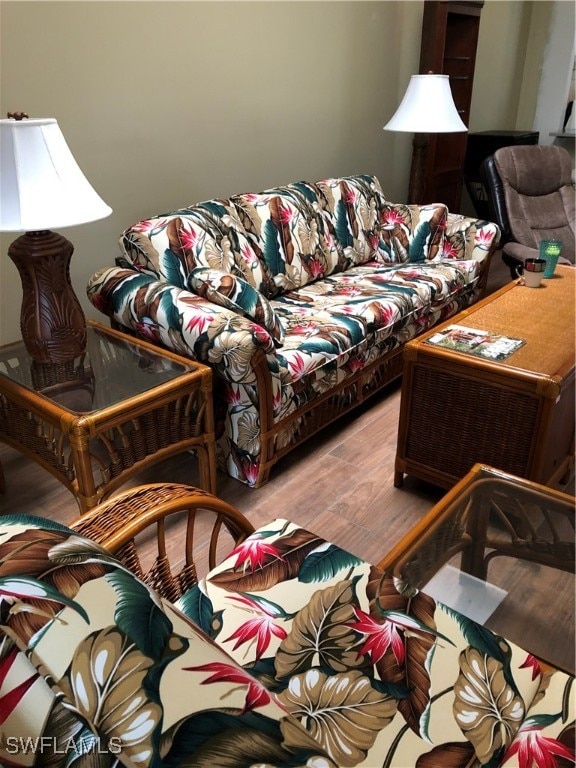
[196,441,218,495]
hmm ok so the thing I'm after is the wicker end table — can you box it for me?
[0,320,216,512]
[395,265,575,490]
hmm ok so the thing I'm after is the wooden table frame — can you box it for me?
[378,463,576,671]
[0,321,217,512]
[380,463,575,582]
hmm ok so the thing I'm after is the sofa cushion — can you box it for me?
[269,260,482,388]
[118,200,278,296]
[230,183,343,296]
[189,267,285,346]
[316,175,389,266]
[377,203,448,264]
[187,518,575,768]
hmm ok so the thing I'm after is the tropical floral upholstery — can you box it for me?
[2,515,573,767]
[189,267,285,346]
[230,183,344,294]
[87,174,500,486]
[378,202,448,263]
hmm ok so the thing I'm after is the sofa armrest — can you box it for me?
[445,213,501,262]
[87,266,280,386]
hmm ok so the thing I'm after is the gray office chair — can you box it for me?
[481,144,575,277]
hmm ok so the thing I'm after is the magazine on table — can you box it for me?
[425,324,525,361]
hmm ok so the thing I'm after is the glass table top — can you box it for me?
[0,323,194,414]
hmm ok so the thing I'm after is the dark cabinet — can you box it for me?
[416,1,483,211]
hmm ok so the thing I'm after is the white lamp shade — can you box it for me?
[0,117,112,232]
[384,74,468,134]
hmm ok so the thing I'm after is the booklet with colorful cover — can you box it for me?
[425,324,525,361]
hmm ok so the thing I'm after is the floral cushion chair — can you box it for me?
[0,488,573,767]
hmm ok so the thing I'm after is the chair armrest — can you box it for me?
[70,482,255,602]
[503,241,539,266]
[87,266,280,385]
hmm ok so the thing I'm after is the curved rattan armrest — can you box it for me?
[70,482,255,602]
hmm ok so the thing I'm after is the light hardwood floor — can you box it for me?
[1,255,573,669]
[0,377,443,568]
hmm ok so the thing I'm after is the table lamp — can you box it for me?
[0,113,112,364]
[383,74,467,205]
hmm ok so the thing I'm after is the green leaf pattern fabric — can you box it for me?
[189,267,285,346]
[198,518,575,768]
[377,203,448,264]
[87,175,500,485]
[0,516,573,767]
[230,184,345,295]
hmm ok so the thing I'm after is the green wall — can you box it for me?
[0,1,555,344]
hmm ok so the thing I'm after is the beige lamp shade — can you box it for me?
[384,74,467,134]
[0,117,112,232]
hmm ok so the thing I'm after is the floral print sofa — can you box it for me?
[87,175,500,486]
[2,513,573,767]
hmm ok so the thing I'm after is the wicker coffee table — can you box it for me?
[395,265,575,489]
[380,463,575,672]
[0,321,216,512]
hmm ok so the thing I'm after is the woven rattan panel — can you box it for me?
[405,364,540,479]
[459,266,575,377]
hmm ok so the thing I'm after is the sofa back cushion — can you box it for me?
[316,175,391,266]
[230,182,344,296]
[117,175,451,304]
[377,203,448,264]
[118,200,277,296]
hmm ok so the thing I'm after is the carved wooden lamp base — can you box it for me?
[8,230,87,364]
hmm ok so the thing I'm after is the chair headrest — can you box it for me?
[493,145,573,197]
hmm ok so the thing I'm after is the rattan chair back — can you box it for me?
[71,482,255,602]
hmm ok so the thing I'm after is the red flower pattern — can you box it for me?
[183,662,272,714]
[0,646,39,726]
[229,536,284,572]
[184,308,214,335]
[442,241,460,259]
[519,653,543,681]
[224,595,287,659]
[179,225,197,251]
[502,717,575,768]
[383,210,404,227]
[350,607,430,667]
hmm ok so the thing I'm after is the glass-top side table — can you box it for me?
[378,463,575,673]
[0,321,216,512]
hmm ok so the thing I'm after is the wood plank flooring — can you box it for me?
[0,378,442,566]
[1,255,574,670]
